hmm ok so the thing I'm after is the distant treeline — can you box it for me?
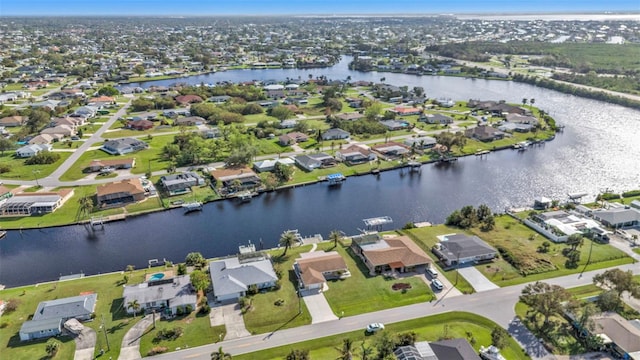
[511,73,640,110]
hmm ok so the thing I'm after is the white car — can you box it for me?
[366,323,385,333]
[426,267,439,278]
[432,279,444,291]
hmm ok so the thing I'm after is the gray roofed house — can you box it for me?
[101,138,148,155]
[0,192,68,216]
[19,293,97,341]
[15,143,52,158]
[404,136,437,149]
[592,312,640,359]
[122,275,197,316]
[430,339,481,360]
[209,256,278,302]
[160,172,205,195]
[394,341,438,360]
[419,113,453,124]
[294,153,337,171]
[321,128,350,140]
[433,234,498,267]
[592,207,640,229]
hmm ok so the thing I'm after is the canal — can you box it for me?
[1,57,639,287]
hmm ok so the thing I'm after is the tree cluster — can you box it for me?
[25,150,60,165]
[445,204,495,231]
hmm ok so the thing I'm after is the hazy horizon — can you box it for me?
[1,0,638,16]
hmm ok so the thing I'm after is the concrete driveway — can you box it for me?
[73,327,96,360]
[301,289,338,324]
[210,303,251,339]
[457,266,499,292]
[118,314,153,360]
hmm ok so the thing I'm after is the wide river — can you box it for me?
[1,57,639,288]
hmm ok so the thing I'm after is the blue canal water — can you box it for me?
[1,57,639,288]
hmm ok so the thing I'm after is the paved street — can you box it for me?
[147,262,639,360]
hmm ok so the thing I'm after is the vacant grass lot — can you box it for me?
[234,312,529,360]
[0,152,72,180]
[0,269,154,360]
[470,216,632,286]
[318,241,434,316]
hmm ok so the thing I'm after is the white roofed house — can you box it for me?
[253,158,295,173]
[15,143,53,157]
[122,275,197,316]
[209,253,278,302]
[0,190,73,216]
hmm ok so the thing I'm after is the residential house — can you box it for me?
[404,136,437,149]
[380,119,410,131]
[209,255,278,302]
[209,167,261,191]
[498,122,533,133]
[87,95,115,105]
[434,98,455,108]
[0,190,73,216]
[127,119,154,131]
[202,127,221,139]
[591,313,640,360]
[19,294,97,341]
[464,125,505,142]
[209,95,231,103]
[73,106,98,118]
[29,134,61,145]
[294,251,350,291]
[175,95,204,105]
[506,113,539,126]
[391,106,422,116]
[592,207,640,229]
[174,116,205,126]
[41,125,75,137]
[101,138,148,155]
[278,131,309,146]
[30,100,59,111]
[160,172,205,196]
[264,84,285,99]
[371,142,411,159]
[350,233,431,275]
[346,98,364,108]
[15,143,53,157]
[336,112,364,121]
[162,109,191,118]
[419,113,454,125]
[335,144,377,165]
[279,119,297,129]
[0,115,27,127]
[96,178,146,207]
[294,153,337,171]
[432,234,498,267]
[122,275,197,316]
[394,339,481,360]
[253,158,295,173]
[321,128,350,141]
[87,158,135,172]
[525,210,610,243]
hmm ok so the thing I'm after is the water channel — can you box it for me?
[1,57,639,288]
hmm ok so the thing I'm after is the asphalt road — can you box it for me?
[147,262,639,360]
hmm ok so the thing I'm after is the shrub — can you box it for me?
[155,327,183,341]
[622,190,640,198]
[4,298,19,313]
[25,150,60,165]
[147,346,168,356]
[0,164,11,173]
[199,304,211,315]
[185,304,193,313]
[176,307,184,316]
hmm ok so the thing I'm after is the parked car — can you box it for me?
[426,267,438,278]
[431,279,444,291]
[366,323,385,333]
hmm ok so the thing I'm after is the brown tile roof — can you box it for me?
[371,141,409,151]
[88,96,115,103]
[175,95,203,104]
[0,115,26,125]
[296,251,348,286]
[90,158,135,168]
[96,178,144,197]
[338,144,372,156]
[362,236,431,268]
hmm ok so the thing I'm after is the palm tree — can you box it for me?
[522,98,527,107]
[329,230,342,248]
[335,338,354,360]
[211,346,232,360]
[78,195,93,220]
[46,338,61,357]
[530,98,535,109]
[359,341,373,360]
[279,231,298,256]
[127,299,141,318]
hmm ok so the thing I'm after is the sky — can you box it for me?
[1,0,639,16]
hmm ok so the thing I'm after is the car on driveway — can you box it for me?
[426,267,438,278]
[431,279,444,291]
[366,323,385,333]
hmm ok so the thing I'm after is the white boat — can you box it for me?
[479,345,506,360]
[182,201,203,213]
[0,230,6,239]
[236,190,256,202]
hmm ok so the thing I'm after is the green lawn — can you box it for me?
[138,314,224,357]
[243,113,278,124]
[157,183,220,208]
[255,138,291,155]
[101,127,178,139]
[0,152,72,180]
[242,244,315,334]
[0,269,157,360]
[319,241,434,316]
[234,312,529,360]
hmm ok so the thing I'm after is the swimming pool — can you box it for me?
[149,273,165,281]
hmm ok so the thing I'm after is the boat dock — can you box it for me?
[363,216,394,231]
[236,190,257,202]
[326,173,346,186]
[183,201,203,213]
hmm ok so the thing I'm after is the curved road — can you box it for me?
[147,262,640,360]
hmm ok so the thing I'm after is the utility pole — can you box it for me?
[32,169,41,187]
[101,314,110,351]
